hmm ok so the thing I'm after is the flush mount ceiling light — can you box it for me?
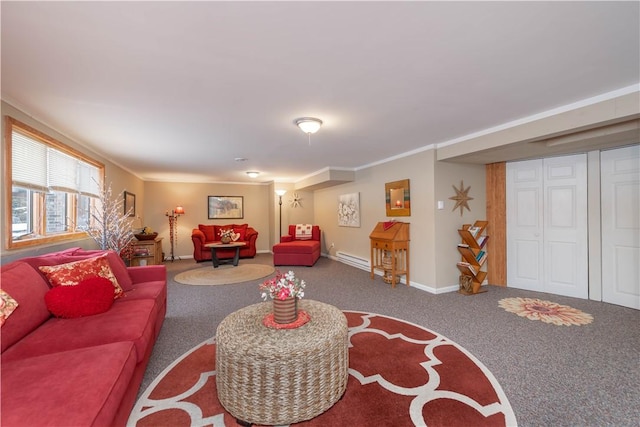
[246,171,260,178]
[295,117,323,134]
[294,117,323,145]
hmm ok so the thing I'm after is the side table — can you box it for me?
[130,237,163,266]
[215,300,349,425]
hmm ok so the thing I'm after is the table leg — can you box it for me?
[232,246,240,266]
[211,248,220,268]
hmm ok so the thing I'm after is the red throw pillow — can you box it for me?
[38,254,124,299]
[233,224,248,241]
[44,277,115,319]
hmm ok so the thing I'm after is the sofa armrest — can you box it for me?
[280,235,294,243]
[192,229,206,244]
[127,265,166,284]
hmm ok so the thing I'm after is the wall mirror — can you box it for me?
[385,179,411,216]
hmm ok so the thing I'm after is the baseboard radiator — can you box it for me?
[336,251,370,271]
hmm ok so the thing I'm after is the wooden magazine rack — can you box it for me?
[457,220,489,295]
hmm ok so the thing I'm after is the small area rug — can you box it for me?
[498,297,593,326]
[129,311,516,426]
[174,264,275,286]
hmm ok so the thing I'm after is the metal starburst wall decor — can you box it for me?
[449,180,473,216]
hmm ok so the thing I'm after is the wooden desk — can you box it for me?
[370,222,410,287]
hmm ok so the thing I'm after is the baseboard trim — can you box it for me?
[327,254,457,295]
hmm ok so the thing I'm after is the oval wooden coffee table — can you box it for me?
[215,300,349,425]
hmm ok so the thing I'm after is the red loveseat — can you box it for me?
[0,247,166,427]
[191,223,258,262]
[273,225,321,266]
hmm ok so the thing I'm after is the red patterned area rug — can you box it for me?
[129,311,516,426]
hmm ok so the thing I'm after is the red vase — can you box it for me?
[272,297,298,324]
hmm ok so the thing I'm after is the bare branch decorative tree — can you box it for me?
[86,182,134,253]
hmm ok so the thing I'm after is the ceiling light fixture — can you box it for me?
[246,171,260,178]
[294,117,323,145]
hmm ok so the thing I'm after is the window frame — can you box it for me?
[4,116,105,249]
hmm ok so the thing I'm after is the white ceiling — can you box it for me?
[2,1,638,184]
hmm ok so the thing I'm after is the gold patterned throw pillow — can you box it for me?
[38,254,124,299]
[0,289,19,327]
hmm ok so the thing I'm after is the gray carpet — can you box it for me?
[138,254,640,426]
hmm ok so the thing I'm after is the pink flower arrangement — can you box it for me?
[259,270,305,301]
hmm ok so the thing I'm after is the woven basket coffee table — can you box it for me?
[215,300,349,425]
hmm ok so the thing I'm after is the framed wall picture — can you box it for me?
[208,196,244,219]
[338,192,360,227]
[385,179,411,216]
[124,191,136,217]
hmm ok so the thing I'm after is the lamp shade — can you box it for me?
[295,117,323,134]
[275,189,287,196]
[174,206,185,215]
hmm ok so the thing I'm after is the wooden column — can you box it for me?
[486,162,506,286]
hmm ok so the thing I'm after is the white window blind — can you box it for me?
[11,130,101,196]
[11,131,48,191]
[48,149,78,192]
[78,161,101,197]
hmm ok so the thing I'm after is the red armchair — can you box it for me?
[273,225,321,266]
[192,224,258,262]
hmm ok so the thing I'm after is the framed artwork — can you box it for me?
[124,191,136,217]
[385,179,411,216]
[338,192,360,227]
[208,196,244,219]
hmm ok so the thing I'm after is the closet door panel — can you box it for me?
[601,145,640,309]
[543,155,588,298]
[507,160,543,291]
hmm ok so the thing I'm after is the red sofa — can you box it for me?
[273,225,321,266]
[191,223,258,262]
[0,247,166,427]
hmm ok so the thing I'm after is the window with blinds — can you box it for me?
[5,117,105,248]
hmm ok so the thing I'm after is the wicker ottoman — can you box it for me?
[215,300,349,425]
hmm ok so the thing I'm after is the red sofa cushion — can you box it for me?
[45,276,115,318]
[1,342,137,427]
[1,299,157,364]
[0,262,52,353]
[200,224,250,242]
[199,224,216,241]
[273,240,320,254]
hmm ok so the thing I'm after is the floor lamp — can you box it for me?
[165,206,185,262]
[275,190,286,240]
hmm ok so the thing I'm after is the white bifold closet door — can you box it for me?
[601,145,640,310]
[507,154,588,299]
